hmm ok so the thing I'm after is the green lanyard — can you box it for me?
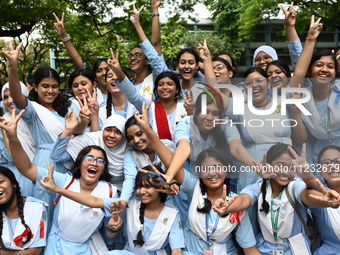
[271,191,283,243]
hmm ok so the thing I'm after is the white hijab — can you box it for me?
[1,82,36,160]
[66,115,128,189]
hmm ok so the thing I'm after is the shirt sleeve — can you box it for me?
[119,150,138,203]
[50,135,73,162]
[235,210,257,248]
[240,183,261,206]
[174,116,191,144]
[168,212,185,250]
[114,76,150,113]
[293,180,307,205]
[15,98,35,124]
[288,38,302,69]
[180,169,198,200]
[139,39,169,78]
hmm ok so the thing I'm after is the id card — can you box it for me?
[271,245,284,255]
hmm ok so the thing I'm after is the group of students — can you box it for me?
[0,1,340,255]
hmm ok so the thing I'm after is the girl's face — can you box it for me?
[178,52,198,81]
[80,149,106,185]
[95,61,109,87]
[102,126,124,148]
[136,179,160,204]
[212,60,233,84]
[270,152,295,187]
[195,103,221,135]
[308,56,336,85]
[105,69,120,94]
[128,47,149,72]
[156,77,178,101]
[0,174,15,205]
[199,156,226,191]
[71,75,96,100]
[126,125,150,151]
[3,89,15,112]
[320,149,340,185]
[254,51,273,70]
[34,78,59,107]
[244,72,270,104]
[266,65,289,90]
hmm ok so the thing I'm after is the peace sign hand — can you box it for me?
[212,185,238,216]
[130,4,144,25]
[280,2,297,27]
[64,108,79,132]
[86,88,99,116]
[184,90,194,115]
[197,39,211,62]
[307,15,323,40]
[288,143,310,175]
[309,179,340,208]
[39,162,58,192]
[134,101,151,131]
[0,109,24,140]
[2,41,23,68]
[53,12,68,38]
[110,200,127,216]
[108,48,122,74]
[252,153,277,180]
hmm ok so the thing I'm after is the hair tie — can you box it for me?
[140,224,143,231]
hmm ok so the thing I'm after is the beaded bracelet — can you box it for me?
[306,37,316,41]
[152,13,160,17]
[61,34,71,43]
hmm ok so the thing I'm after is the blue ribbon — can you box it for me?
[332,85,340,105]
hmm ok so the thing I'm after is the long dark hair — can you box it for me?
[195,148,233,216]
[29,67,71,117]
[260,143,295,215]
[308,49,338,78]
[0,167,32,251]
[68,68,96,96]
[266,59,291,78]
[72,145,111,182]
[133,164,166,247]
[194,91,225,149]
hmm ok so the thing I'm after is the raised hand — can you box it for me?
[53,12,68,38]
[309,179,340,208]
[184,90,194,115]
[197,39,211,62]
[134,101,151,131]
[86,88,99,116]
[212,185,239,216]
[252,153,277,179]
[39,162,58,192]
[280,2,297,27]
[0,109,24,140]
[110,200,127,216]
[76,92,92,123]
[64,109,80,132]
[288,143,311,175]
[152,0,161,8]
[2,41,23,68]
[130,4,144,25]
[108,48,122,74]
[307,15,323,40]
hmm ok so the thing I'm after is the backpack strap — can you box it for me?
[53,177,75,207]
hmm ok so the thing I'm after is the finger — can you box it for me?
[116,49,119,61]
[138,5,144,12]
[227,194,239,205]
[53,12,60,22]
[185,90,189,99]
[75,96,84,108]
[309,194,324,202]
[203,39,207,48]
[279,4,287,14]
[315,17,321,24]
[148,163,161,174]
[301,143,306,158]
[289,1,293,12]
[311,15,315,24]
[16,42,23,52]
[93,86,97,98]
[288,146,299,159]
[222,184,227,200]
[15,109,25,121]
[261,153,267,166]
[315,179,328,195]
[110,48,115,60]
[133,4,136,11]
[47,162,55,177]
[61,12,64,23]
[138,169,148,174]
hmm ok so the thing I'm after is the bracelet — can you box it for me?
[168,182,180,189]
[107,227,119,233]
[61,34,71,43]
[152,13,160,17]
[306,37,316,41]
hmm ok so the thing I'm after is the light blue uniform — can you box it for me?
[241,180,311,255]
[181,170,257,255]
[36,167,116,255]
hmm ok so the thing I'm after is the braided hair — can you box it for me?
[195,148,233,217]
[0,167,32,250]
[133,164,166,247]
[260,143,296,215]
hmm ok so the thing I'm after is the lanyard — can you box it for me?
[113,99,128,119]
[325,106,333,144]
[206,213,220,244]
[148,153,158,165]
[271,190,283,243]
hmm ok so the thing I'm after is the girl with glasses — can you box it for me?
[0,111,118,255]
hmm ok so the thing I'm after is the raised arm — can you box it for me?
[53,12,85,69]
[40,163,105,208]
[151,0,162,55]
[0,110,37,181]
[290,15,323,86]
[2,42,27,109]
